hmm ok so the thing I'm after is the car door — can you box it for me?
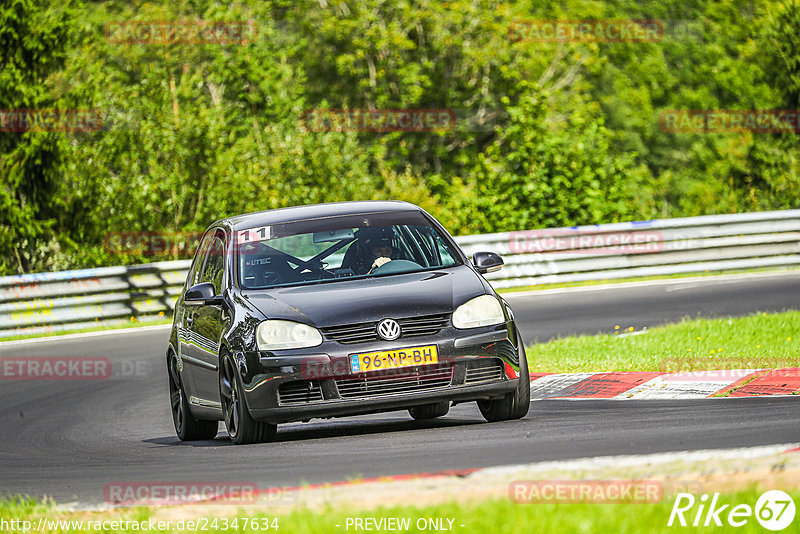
[182,229,228,407]
[178,230,214,401]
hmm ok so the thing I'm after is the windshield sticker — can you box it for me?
[238,226,271,244]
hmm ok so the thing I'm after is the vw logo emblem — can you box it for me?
[377,318,401,341]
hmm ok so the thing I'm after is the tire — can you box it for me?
[167,352,219,441]
[219,354,277,445]
[408,401,450,420]
[477,333,531,422]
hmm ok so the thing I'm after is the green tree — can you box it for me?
[0,0,77,273]
[464,84,653,232]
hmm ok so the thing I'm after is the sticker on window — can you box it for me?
[238,226,271,244]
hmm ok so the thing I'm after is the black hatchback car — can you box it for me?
[166,201,530,444]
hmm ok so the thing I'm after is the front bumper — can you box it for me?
[239,323,521,424]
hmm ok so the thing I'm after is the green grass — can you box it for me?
[271,490,800,533]
[1,488,796,533]
[525,310,800,374]
[497,266,800,294]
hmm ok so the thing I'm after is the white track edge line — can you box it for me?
[0,323,172,346]
[502,270,800,298]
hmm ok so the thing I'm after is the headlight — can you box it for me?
[452,295,505,329]
[256,320,323,351]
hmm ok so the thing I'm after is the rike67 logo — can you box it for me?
[668,491,796,531]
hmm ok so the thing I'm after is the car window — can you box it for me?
[199,234,226,294]
[436,234,457,267]
[189,231,215,287]
[267,233,347,267]
[237,212,462,289]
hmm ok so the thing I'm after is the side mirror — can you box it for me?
[184,282,224,306]
[472,251,504,274]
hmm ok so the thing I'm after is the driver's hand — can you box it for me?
[369,257,392,272]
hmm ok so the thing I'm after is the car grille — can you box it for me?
[278,380,324,405]
[335,363,453,399]
[464,358,505,384]
[320,313,450,344]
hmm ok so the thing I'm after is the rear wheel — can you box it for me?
[478,334,531,422]
[408,401,450,420]
[219,355,277,445]
[167,352,218,441]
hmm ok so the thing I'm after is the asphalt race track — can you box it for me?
[505,271,800,342]
[2,271,800,505]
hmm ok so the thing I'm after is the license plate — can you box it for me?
[349,345,438,374]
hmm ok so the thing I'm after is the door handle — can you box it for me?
[185,312,195,327]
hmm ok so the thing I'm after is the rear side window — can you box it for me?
[199,235,226,294]
[189,231,215,287]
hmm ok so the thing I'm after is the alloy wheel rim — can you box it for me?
[220,358,239,437]
[168,356,184,433]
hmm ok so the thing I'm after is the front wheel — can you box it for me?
[477,334,531,422]
[219,355,277,445]
[168,352,218,441]
[409,402,450,420]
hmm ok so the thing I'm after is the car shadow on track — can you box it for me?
[143,416,484,447]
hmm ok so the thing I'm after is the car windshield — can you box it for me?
[236,211,462,289]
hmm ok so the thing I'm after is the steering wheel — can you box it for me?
[370,259,422,275]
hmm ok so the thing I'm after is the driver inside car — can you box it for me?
[342,227,403,275]
[366,238,395,273]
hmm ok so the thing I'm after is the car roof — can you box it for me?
[216,201,422,231]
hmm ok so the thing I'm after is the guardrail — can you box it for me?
[462,209,800,288]
[0,261,191,338]
[2,210,799,338]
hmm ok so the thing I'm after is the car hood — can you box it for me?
[241,266,489,327]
